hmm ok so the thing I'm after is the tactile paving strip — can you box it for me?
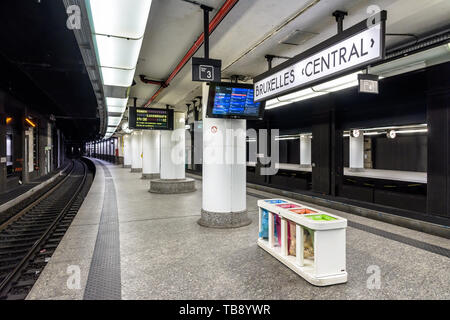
[83,161,121,300]
[247,191,450,258]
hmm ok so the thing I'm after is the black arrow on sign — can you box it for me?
[371,38,375,48]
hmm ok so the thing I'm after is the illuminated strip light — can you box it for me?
[275,136,300,141]
[343,128,428,137]
[266,72,361,110]
[25,118,36,127]
[88,0,152,88]
[107,97,128,114]
[396,128,428,134]
[363,131,383,136]
[357,124,427,131]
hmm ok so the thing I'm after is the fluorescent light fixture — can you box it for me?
[396,129,428,134]
[89,0,152,39]
[266,72,360,110]
[363,131,382,136]
[107,97,128,114]
[350,129,361,138]
[108,106,127,114]
[275,135,300,141]
[108,116,122,127]
[95,35,143,69]
[107,97,128,107]
[106,128,116,133]
[101,67,135,87]
[314,72,361,92]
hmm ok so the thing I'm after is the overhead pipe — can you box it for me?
[144,0,239,107]
[139,75,167,87]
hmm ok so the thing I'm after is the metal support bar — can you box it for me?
[265,55,274,70]
[332,10,348,34]
[201,5,213,59]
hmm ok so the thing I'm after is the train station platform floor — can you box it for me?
[26,159,450,300]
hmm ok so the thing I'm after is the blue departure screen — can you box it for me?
[212,86,261,117]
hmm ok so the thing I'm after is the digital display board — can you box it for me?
[206,83,265,120]
[129,107,174,130]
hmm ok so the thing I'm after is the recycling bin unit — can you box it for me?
[257,199,348,286]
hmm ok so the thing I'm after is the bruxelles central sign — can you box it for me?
[253,11,387,102]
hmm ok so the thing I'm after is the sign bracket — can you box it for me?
[332,10,348,34]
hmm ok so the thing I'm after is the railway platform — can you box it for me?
[26,159,450,300]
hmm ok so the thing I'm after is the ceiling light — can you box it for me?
[386,130,397,139]
[314,72,361,92]
[108,116,122,127]
[88,0,152,39]
[107,97,128,114]
[363,131,382,136]
[95,35,143,69]
[266,72,360,110]
[396,128,428,134]
[350,129,361,138]
[108,106,127,113]
[107,97,128,107]
[101,67,136,87]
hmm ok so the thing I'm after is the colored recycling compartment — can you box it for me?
[305,214,337,221]
[265,199,287,204]
[257,198,347,286]
[290,208,317,215]
[276,203,301,209]
[259,209,269,239]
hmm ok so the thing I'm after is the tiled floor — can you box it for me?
[27,159,450,300]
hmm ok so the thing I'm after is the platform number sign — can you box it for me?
[200,65,214,81]
[192,57,221,82]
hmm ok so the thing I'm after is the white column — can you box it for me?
[123,134,132,167]
[200,83,249,228]
[160,112,185,179]
[300,135,311,166]
[131,131,143,172]
[142,130,160,178]
[349,134,364,171]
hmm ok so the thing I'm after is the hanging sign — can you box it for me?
[192,57,222,82]
[253,11,387,102]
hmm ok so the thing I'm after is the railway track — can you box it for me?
[0,159,94,300]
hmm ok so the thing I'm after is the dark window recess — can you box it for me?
[373,134,427,172]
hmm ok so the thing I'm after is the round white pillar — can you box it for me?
[149,111,196,194]
[131,131,143,172]
[160,112,185,179]
[300,135,312,167]
[199,83,250,228]
[142,130,160,179]
[123,134,132,168]
[349,134,364,171]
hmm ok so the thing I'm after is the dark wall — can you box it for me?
[278,139,300,164]
[343,138,349,167]
[373,134,427,172]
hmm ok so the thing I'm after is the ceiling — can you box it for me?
[130,0,450,114]
[0,0,99,142]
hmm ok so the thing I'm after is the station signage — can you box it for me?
[253,11,387,102]
[358,73,379,94]
[129,107,174,131]
[192,57,222,82]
